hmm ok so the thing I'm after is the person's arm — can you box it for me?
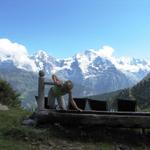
[52,74,62,86]
[68,91,82,111]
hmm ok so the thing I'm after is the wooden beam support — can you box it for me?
[37,70,45,111]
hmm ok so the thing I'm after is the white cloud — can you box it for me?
[98,45,114,58]
[0,38,37,71]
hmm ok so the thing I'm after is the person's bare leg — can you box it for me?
[57,96,65,110]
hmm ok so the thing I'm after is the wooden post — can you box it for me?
[37,70,45,111]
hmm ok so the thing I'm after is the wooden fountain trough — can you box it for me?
[31,70,150,129]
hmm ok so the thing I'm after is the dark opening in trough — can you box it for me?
[117,98,137,112]
[88,99,107,111]
[68,98,87,110]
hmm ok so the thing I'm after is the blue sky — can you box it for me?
[0,0,150,58]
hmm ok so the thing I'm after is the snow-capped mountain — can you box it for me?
[29,49,150,81]
[0,40,150,96]
[112,57,150,82]
[29,49,150,96]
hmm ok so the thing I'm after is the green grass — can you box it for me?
[0,108,37,150]
[0,108,150,150]
[0,139,31,150]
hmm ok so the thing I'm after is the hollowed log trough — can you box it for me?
[30,109,150,128]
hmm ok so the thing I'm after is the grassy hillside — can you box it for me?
[1,108,150,150]
[131,73,150,109]
[115,73,150,110]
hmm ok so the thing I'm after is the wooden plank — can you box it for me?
[57,110,150,116]
[33,110,150,128]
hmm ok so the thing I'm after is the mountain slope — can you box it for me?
[0,67,87,108]
[112,73,150,110]
[0,68,38,109]
[131,73,150,109]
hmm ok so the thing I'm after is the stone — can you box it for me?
[0,103,9,111]
[22,118,37,127]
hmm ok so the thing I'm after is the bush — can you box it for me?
[0,79,21,107]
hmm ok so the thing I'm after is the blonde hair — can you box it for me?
[64,80,73,90]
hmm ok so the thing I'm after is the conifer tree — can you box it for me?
[0,79,20,107]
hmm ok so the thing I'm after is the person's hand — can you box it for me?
[77,108,83,112]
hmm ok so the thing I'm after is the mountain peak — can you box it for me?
[84,49,96,54]
[33,50,49,57]
[31,50,56,63]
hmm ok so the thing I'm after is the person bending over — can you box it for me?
[48,74,82,111]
